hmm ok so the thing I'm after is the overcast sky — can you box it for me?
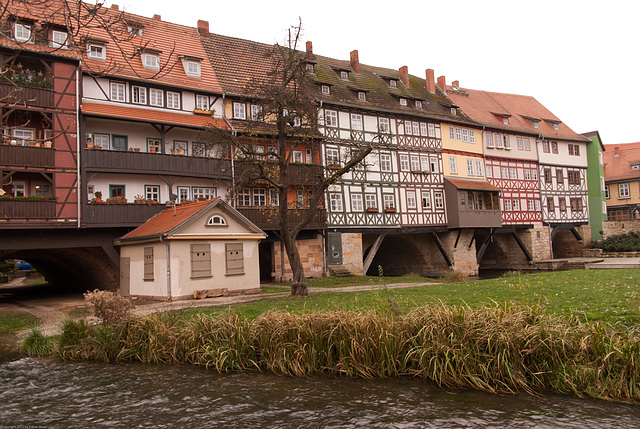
[121,0,638,146]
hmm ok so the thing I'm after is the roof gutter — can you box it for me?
[221,93,237,209]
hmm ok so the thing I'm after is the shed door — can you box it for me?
[120,257,130,297]
[328,232,343,265]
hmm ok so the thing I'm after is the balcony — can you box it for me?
[452,209,502,229]
[0,201,56,219]
[0,144,55,168]
[0,83,54,108]
[83,203,165,227]
[235,161,323,185]
[236,207,327,230]
[84,149,232,179]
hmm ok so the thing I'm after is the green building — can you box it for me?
[582,131,607,241]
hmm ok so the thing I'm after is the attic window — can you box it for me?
[182,58,201,78]
[305,63,314,73]
[631,164,640,171]
[14,22,32,43]
[321,85,330,95]
[50,30,68,49]
[389,80,397,88]
[502,117,509,125]
[415,100,423,109]
[357,91,366,101]
[142,52,160,70]
[87,42,106,60]
[340,70,349,80]
[207,214,227,226]
[399,98,407,106]
[553,123,559,130]
[451,107,457,115]
[128,25,143,37]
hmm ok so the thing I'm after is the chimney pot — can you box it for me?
[437,75,446,91]
[399,66,409,86]
[153,14,161,21]
[350,50,360,74]
[426,69,436,93]
[197,20,209,37]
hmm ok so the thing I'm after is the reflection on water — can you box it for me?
[1,358,639,428]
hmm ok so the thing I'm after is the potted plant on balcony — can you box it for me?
[106,195,127,204]
[366,207,378,213]
[384,206,396,213]
[133,194,153,205]
[94,191,103,203]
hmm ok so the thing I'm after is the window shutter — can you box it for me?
[191,243,211,278]
[225,243,244,275]
[143,247,154,280]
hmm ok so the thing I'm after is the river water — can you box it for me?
[1,358,639,428]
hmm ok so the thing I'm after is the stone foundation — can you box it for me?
[272,235,324,281]
[602,220,640,239]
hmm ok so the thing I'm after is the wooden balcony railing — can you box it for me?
[236,206,327,230]
[83,203,165,227]
[235,161,323,185]
[0,144,56,168]
[0,83,54,108]
[0,201,56,219]
[84,149,232,179]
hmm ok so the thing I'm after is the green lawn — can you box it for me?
[187,269,640,325]
[0,312,38,333]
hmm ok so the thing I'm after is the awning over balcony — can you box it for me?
[444,178,500,192]
[82,102,230,130]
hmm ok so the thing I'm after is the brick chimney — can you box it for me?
[399,66,409,87]
[306,41,313,55]
[153,14,161,21]
[110,4,119,10]
[437,75,446,91]
[615,145,620,157]
[197,20,209,37]
[350,50,360,74]
[426,69,436,93]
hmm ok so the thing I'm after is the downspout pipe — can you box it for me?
[221,93,237,208]
[160,235,171,301]
[76,64,81,228]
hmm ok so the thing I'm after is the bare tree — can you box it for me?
[200,21,374,296]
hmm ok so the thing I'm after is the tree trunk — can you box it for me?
[281,228,308,296]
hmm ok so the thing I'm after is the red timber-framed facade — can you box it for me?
[200,25,327,281]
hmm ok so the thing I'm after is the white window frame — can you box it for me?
[132,86,147,105]
[406,191,417,209]
[379,117,390,134]
[87,43,105,60]
[292,150,303,163]
[389,80,397,88]
[449,156,458,174]
[238,188,251,206]
[434,192,444,209]
[184,60,201,78]
[326,148,339,166]
[524,138,531,151]
[503,135,511,149]
[486,133,494,148]
[232,102,246,119]
[269,188,279,206]
[193,187,216,201]
[110,82,125,102]
[399,98,407,106]
[429,157,439,174]
[330,193,343,212]
[340,70,349,80]
[383,194,395,209]
[475,160,484,177]
[94,133,109,150]
[321,85,330,95]
[604,185,610,199]
[509,168,517,180]
[400,154,409,171]
[166,92,180,109]
[466,159,475,176]
[412,122,420,135]
[350,114,363,131]
[253,188,267,206]
[325,110,338,127]
[51,30,68,49]
[250,104,263,121]
[149,88,164,107]
[142,52,160,70]
[380,154,392,172]
[351,194,363,212]
[428,123,436,137]
[421,191,431,209]
[145,185,160,202]
[415,100,423,109]
[420,123,428,136]
[420,156,430,173]
[365,194,377,209]
[14,23,32,43]
[619,182,631,198]
[196,95,209,111]
[410,155,420,172]
[501,167,509,179]
[358,91,366,101]
[406,121,413,135]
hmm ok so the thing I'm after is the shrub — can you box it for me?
[595,232,640,252]
[0,259,16,276]
[440,270,468,283]
[84,289,134,324]
[19,330,54,356]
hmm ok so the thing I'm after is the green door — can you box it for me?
[328,232,343,265]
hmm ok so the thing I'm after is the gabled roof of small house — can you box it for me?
[119,198,265,242]
[445,177,501,192]
[603,142,640,182]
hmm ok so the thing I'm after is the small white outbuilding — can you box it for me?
[116,198,266,300]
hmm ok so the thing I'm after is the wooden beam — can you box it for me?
[511,231,533,261]
[454,229,462,248]
[476,228,495,262]
[431,232,453,267]
[363,233,386,274]
[570,227,583,241]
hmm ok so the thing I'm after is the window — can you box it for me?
[305,148,312,164]
[167,92,180,109]
[173,140,187,155]
[495,134,502,148]
[559,198,567,211]
[400,154,409,171]
[455,128,462,141]
[11,181,26,197]
[128,25,143,37]
[389,80,397,88]
[406,191,417,209]
[557,169,564,184]
[570,198,583,212]
[415,100,423,109]
[551,141,558,154]
[568,144,580,156]
[410,155,420,171]
[94,133,109,150]
[619,182,631,198]
[568,170,580,185]
[517,137,524,150]
[238,188,251,206]
[330,193,343,211]
[132,86,146,104]
[184,60,201,78]
[466,159,475,176]
[87,43,105,60]
[501,167,509,179]
[605,185,610,199]
[351,194,363,212]
[365,194,377,209]
[421,191,431,209]
[143,247,154,281]
[109,184,125,198]
[383,194,395,209]
[502,135,510,148]
[406,121,413,135]
[475,160,484,177]
[112,135,127,151]
[509,167,517,179]
[503,117,509,125]
[527,200,535,211]
[503,199,512,211]
[14,23,32,42]
[486,133,494,148]
[486,166,492,178]
[326,148,339,166]
[434,192,444,209]
[430,157,439,174]
[269,188,279,206]
[253,188,267,206]
[145,185,160,202]
[524,138,531,151]
[462,129,469,143]
[524,169,531,180]
[544,168,552,183]
[142,52,160,70]
[292,150,303,163]
[321,85,330,95]
[11,128,34,145]
[225,243,244,276]
[351,114,363,130]
[110,82,125,102]
[340,70,349,80]
[451,107,457,115]
[196,95,209,111]
[358,91,366,101]
[305,63,314,73]
[428,123,436,137]
[379,118,390,133]
[412,122,420,135]
[420,157,430,173]
[420,123,427,136]
[547,197,555,211]
[542,141,550,153]
[535,199,541,211]
[399,98,407,106]
[512,199,520,211]
[191,244,211,278]
[207,215,226,226]
[325,110,338,127]
[51,30,68,49]
[177,187,190,202]
[149,88,164,107]
[531,169,538,180]
[231,102,246,119]
[380,154,392,172]
[34,184,49,198]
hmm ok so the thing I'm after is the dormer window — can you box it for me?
[51,30,68,49]
[305,63,314,73]
[87,42,106,60]
[321,85,330,95]
[451,107,457,115]
[127,25,143,37]
[182,58,201,78]
[503,117,509,125]
[14,23,31,43]
[399,98,407,106]
[206,214,227,226]
[340,70,349,80]
[415,100,423,109]
[389,79,397,88]
[357,91,366,101]
[142,52,160,70]
[553,123,559,130]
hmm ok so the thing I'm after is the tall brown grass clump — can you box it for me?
[48,304,640,403]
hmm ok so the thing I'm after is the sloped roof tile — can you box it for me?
[603,142,640,182]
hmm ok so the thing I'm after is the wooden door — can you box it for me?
[120,257,130,297]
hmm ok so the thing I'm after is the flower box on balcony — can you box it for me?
[384,207,396,213]
[193,109,212,115]
[366,207,379,213]
[327,164,341,170]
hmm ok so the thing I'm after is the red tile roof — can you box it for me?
[82,102,229,129]
[122,199,219,239]
[445,178,501,192]
[603,143,640,182]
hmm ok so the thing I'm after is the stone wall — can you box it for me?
[552,225,591,258]
[272,235,324,281]
[439,230,479,275]
[602,220,640,239]
[340,233,364,275]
